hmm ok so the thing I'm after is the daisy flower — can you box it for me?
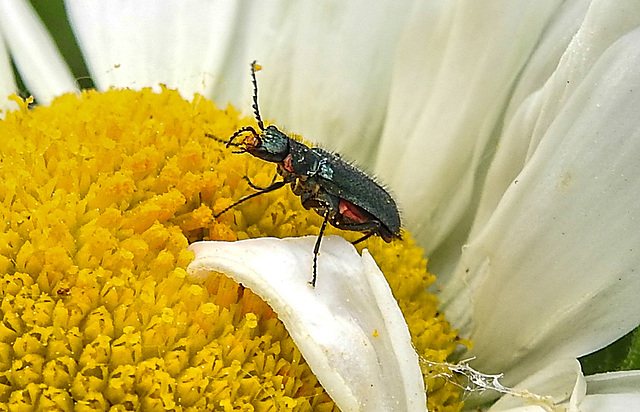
[1,1,639,412]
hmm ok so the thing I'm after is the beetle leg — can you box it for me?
[331,220,382,245]
[311,208,331,287]
[352,230,376,245]
[214,180,287,218]
[242,172,279,191]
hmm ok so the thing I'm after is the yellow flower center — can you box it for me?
[0,89,466,411]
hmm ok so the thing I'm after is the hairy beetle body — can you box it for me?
[212,61,401,286]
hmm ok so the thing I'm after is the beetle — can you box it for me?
[213,61,401,286]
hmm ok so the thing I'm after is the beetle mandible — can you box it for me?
[213,61,401,286]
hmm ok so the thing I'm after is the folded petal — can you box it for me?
[188,236,426,412]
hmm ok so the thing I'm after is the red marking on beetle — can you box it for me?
[339,199,368,223]
[283,155,294,172]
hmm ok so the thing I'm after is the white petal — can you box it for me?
[580,393,640,412]
[187,236,426,412]
[65,0,237,99]
[471,0,640,245]
[68,1,412,165]
[580,371,640,412]
[0,29,19,113]
[487,359,584,411]
[375,0,567,266]
[0,0,77,104]
[223,1,414,167]
[441,12,640,390]
[489,370,640,412]
[585,370,640,397]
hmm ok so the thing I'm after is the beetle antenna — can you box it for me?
[226,126,257,148]
[206,132,244,149]
[250,61,265,131]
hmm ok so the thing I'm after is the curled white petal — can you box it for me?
[187,236,426,412]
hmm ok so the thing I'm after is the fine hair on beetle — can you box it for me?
[208,61,401,286]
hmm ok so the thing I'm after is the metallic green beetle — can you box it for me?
[215,61,401,286]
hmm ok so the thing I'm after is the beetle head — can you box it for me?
[244,125,289,162]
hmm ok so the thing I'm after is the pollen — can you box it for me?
[0,88,465,411]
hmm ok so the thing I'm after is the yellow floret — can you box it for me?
[0,88,465,411]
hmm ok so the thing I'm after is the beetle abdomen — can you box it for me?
[311,148,401,237]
